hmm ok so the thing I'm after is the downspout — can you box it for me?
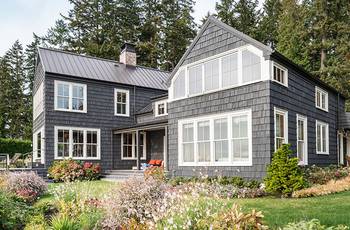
[133,86,136,123]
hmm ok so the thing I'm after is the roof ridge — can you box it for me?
[38,46,170,73]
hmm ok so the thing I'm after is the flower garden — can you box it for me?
[1,145,350,229]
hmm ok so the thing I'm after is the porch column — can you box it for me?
[164,126,168,170]
[136,130,140,170]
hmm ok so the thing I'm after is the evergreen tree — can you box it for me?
[0,56,11,138]
[43,19,71,50]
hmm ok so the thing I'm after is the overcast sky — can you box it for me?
[0,0,219,56]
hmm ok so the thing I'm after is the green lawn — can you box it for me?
[37,180,350,228]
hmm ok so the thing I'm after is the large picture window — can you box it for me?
[316,120,329,154]
[54,81,87,112]
[115,89,130,116]
[121,132,146,160]
[55,127,100,159]
[178,109,252,166]
[274,108,288,151]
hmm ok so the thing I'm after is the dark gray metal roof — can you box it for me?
[136,103,153,115]
[38,47,169,90]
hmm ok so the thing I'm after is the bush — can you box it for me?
[282,219,349,230]
[304,165,350,185]
[48,159,101,182]
[264,144,307,196]
[0,190,31,230]
[292,175,350,198]
[144,166,166,181]
[5,171,47,203]
[50,215,80,230]
[0,138,32,157]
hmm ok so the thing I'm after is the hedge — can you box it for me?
[0,138,32,158]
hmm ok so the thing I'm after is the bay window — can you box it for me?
[179,109,252,166]
[54,81,87,112]
[55,127,100,159]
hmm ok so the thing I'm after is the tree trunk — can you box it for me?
[320,35,326,70]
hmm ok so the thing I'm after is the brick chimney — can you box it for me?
[119,43,136,66]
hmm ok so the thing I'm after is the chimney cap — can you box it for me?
[121,42,136,52]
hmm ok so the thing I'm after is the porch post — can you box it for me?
[136,130,140,170]
[164,126,168,170]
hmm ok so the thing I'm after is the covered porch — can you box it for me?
[112,121,168,170]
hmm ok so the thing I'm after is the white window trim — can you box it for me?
[54,80,87,113]
[169,44,268,102]
[33,126,45,164]
[296,114,308,165]
[54,126,101,160]
[272,61,288,87]
[178,109,253,167]
[316,120,329,155]
[155,100,168,117]
[274,107,288,152]
[114,88,130,117]
[315,86,329,112]
[121,132,146,160]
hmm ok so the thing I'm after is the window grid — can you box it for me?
[55,81,86,112]
[274,108,288,151]
[121,132,146,160]
[315,87,328,112]
[316,120,329,154]
[115,89,130,116]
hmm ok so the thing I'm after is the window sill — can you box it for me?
[316,151,329,155]
[272,79,288,87]
[115,113,130,117]
[155,114,168,117]
[315,106,328,113]
[54,108,87,113]
[55,157,100,160]
[121,158,146,160]
[178,162,253,167]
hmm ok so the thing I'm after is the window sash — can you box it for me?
[55,81,86,112]
[115,89,129,116]
[273,65,287,86]
[178,110,252,166]
[297,115,307,165]
[274,108,288,151]
[315,87,328,111]
[316,121,328,154]
[121,132,146,160]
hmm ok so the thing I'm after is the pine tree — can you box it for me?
[0,56,11,138]
[43,19,71,50]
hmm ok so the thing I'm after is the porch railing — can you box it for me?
[0,152,34,170]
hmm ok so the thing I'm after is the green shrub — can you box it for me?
[0,190,31,230]
[0,138,32,157]
[50,215,80,230]
[304,165,350,185]
[282,219,349,230]
[264,144,307,196]
[48,159,101,182]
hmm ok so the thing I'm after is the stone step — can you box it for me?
[102,170,144,181]
[103,170,144,175]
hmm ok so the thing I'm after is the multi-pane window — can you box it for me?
[115,89,129,116]
[179,110,252,166]
[316,120,329,154]
[55,81,86,112]
[55,127,100,159]
[274,108,288,151]
[57,129,70,158]
[297,115,308,165]
[182,123,194,162]
[315,87,328,112]
[273,64,287,86]
[188,65,202,95]
[72,130,84,157]
[173,70,186,98]
[242,50,261,83]
[214,118,228,162]
[155,100,168,117]
[204,59,219,91]
[197,121,210,162]
[222,53,238,87]
[232,115,249,161]
[121,132,146,159]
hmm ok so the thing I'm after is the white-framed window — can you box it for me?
[33,127,44,162]
[272,62,288,86]
[155,100,168,117]
[33,82,44,119]
[315,87,328,112]
[54,126,100,159]
[178,109,252,166]
[171,45,264,101]
[274,107,288,151]
[121,132,146,160]
[54,80,87,113]
[114,89,130,116]
[316,120,329,154]
[297,114,308,165]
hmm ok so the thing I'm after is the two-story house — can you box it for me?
[33,16,350,179]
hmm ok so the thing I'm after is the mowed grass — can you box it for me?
[231,191,350,228]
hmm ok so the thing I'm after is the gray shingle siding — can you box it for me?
[33,62,45,133]
[167,81,272,180]
[43,73,166,169]
[270,58,345,166]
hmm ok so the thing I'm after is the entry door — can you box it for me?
[297,115,307,165]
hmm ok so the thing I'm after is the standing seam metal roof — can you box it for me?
[38,47,169,90]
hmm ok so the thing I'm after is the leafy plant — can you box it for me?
[82,162,101,180]
[5,171,47,203]
[264,144,306,196]
[50,215,80,230]
[304,165,350,185]
[282,219,349,230]
[144,166,166,181]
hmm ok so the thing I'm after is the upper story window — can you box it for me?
[273,63,288,86]
[274,107,288,151]
[155,100,168,117]
[33,82,44,119]
[171,45,263,101]
[178,109,252,166]
[315,87,328,112]
[115,89,130,116]
[316,120,329,154]
[54,80,87,113]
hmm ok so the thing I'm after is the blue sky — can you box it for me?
[0,0,219,55]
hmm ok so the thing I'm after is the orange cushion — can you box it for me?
[149,160,156,165]
[155,160,162,165]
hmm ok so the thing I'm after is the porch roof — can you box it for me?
[113,120,167,133]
